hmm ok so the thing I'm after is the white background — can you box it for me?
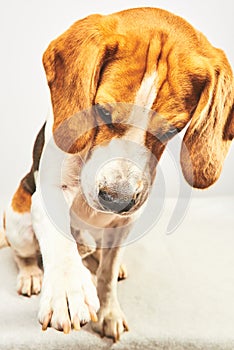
[0,0,233,201]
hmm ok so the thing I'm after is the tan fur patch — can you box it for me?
[12,184,32,213]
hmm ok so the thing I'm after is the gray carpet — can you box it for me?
[1,197,234,350]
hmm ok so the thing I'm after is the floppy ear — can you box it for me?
[180,53,234,189]
[225,105,234,140]
[43,15,120,153]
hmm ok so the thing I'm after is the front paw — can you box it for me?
[17,265,43,296]
[92,304,129,342]
[38,265,99,333]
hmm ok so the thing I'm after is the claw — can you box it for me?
[63,321,71,334]
[123,319,129,332]
[89,306,98,323]
[118,264,128,281]
[115,324,120,342]
[73,315,81,331]
[42,312,52,331]
[85,298,98,323]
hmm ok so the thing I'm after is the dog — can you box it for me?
[1,7,233,342]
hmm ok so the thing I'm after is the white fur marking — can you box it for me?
[132,71,158,111]
[126,71,158,144]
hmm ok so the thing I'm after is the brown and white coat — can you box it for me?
[1,7,234,342]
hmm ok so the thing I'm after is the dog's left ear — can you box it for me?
[180,51,234,189]
[43,15,121,153]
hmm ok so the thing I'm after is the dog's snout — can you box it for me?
[82,156,149,213]
[98,188,135,213]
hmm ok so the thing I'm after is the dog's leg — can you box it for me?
[92,228,130,342]
[5,181,43,296]
[83,248,128,281]
[31,188,99,333]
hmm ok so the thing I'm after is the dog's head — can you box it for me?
[43,8,234,215]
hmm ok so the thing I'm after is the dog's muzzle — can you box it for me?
[80,139,152,214]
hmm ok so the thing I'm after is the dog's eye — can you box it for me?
[95,104,113,126]
[156,127,180,143]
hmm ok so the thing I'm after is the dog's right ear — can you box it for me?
[42,15,122,153]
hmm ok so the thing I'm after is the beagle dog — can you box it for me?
[1,7,234,342]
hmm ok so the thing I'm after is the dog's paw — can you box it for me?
[17,265,43,296]
[92,304,129,342]
[38,264,100,333]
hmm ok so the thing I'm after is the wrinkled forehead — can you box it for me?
[96,44,148,102]
[96,36,159,103]
[95,38,159,118]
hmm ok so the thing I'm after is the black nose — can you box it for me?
[98,189,135,213]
